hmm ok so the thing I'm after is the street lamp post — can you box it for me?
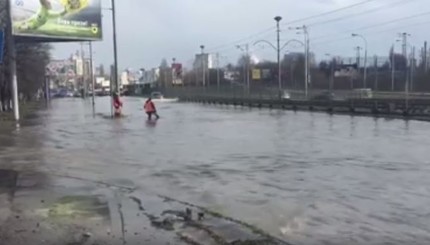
[325,53,334,92]
[275,16,282,93]
[254,36,304,96]
[352,33,368,88]
[292,25,310,99]
[216,53,220,91]
[236,44,250,91]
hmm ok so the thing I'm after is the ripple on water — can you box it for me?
[2,98,430,244]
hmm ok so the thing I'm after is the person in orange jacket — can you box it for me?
[144,97,160,120]
[113,93,123,117]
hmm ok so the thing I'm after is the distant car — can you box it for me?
[282,91,291,100]
[312,91,336,101]
[150,92,163,99]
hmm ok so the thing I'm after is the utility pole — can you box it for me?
[172,57,176,86]
[374,56,378,91]
[111,0,120,96]
[352,33,368,88]
[401,33,408,58]
[391,44,395,91]
[424,41,428,73]
[411,47,415,91]
[299,26,310,99]
[245,44,250,92]
[292,25,309,99]
[80,42,86,98]
[236,44,250,92]
[200,45,205,87]
[89,42,95,106]
[355,46,362,68]
[330,58,335,92]
[354,46,362,90]
[216,53,220,91]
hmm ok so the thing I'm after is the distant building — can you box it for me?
[193,53,213,70]
[138,68,160,86]
[172,63,183,85]
[47,58,79,89]
[121,71,129,86]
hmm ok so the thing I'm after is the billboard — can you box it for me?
[335,64,358,78]
[10,0,102,41]
[252,69,261,80]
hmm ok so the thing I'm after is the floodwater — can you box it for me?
[1,97,430,245]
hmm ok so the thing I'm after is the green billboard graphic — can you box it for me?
[11,0,102,41]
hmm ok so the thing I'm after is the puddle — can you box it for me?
[35,195,110,222]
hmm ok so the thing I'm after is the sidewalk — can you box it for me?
[0,169,291,245]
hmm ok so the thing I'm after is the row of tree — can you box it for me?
[186,47,430,92]
[0,39,51,112]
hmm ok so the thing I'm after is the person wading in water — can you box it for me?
[113,93,123,117]
[144,98,160,120]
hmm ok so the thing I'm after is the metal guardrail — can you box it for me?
[165,86,430,101]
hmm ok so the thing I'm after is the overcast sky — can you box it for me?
[53,0,430,70]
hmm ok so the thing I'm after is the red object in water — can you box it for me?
[113,98,122,109]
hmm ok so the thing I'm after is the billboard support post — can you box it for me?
[111,0,119,96]
[6,0,19,121]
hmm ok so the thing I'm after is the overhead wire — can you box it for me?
[206,0,426,64]
[311,11,430,42]
[307,0,416,27]
[206,0,377,52]
[206,27,276,52]
[312,19,430,47]
[281,0,377,26]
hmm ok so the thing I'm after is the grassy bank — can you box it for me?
[0,101,45,122]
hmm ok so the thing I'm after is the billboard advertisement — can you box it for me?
[335,64,358,78]
[252,69,261,80]
[10,0,102,41]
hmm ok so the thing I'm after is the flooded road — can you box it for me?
[1,97,430,245]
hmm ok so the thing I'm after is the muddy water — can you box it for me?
[1,97,430,245]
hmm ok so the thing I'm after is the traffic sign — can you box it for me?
[0,30,4,64]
